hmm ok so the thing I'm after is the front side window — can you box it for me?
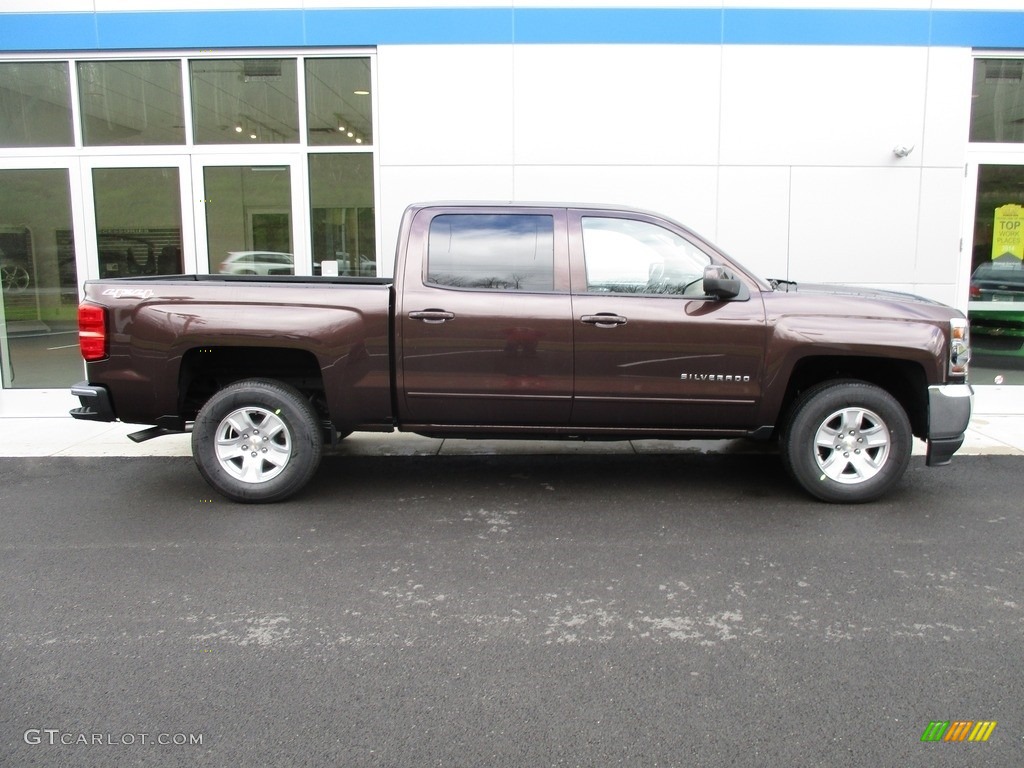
[427,214,555,292]
[582,217,710,295]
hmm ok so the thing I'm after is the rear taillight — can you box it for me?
[78,303,107,361]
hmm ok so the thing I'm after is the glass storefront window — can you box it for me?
[968,164,1024,385]
[305,58,373,147]
[92,168,184,278]
[78,61,185,146]
[203,165,294,274]
[0,169,81,388]
[191,59,299,145]
[971,59,1024,143]
[0,62,74,148]
[0,53,378,390]
[308,154,376,276]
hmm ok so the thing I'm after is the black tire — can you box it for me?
[780,380,912,503]
[192,378,323,503]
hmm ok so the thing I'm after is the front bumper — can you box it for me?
[925,383,973,467]
[69,381,116,422]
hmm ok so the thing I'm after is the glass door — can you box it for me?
[964,158,1024,386]
[81,156,194,281]
[191,157,306,276]
[0,160,85,388]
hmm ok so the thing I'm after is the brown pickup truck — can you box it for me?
[71,202,973,504]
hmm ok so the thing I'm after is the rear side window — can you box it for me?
[427,214,555,292]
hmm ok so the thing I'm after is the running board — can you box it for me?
[128,426,186,443]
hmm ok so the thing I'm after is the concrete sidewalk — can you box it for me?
[1,386,1021,458]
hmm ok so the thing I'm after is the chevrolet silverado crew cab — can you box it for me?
[70,202,973,504]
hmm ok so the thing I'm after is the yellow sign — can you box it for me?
[991,204,1024,262]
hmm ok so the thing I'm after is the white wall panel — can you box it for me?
[914,167,966,302]
[787,167,921,284]
[720,46,928,167]
[513,45,722,166]
[921,47,972,168]
[302,0,509,6]
[6,1,1022,10]
[377,165,515,274]
[931,0,1024,8]
[724,1,931,7]
[96,0,304,7]
[715,166,792,280]
[376,46,514,166]
[0,1,91,9]
[1,1,309,8]
[513,0,721,5]
[512,165,719,235]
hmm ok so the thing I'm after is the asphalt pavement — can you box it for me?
[1,450,1022,767]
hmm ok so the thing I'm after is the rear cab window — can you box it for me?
[427,213,556,292]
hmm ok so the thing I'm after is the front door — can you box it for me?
[398,207,574,428]
[569,211,766,432]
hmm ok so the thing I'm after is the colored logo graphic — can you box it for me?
[921,721,997,742]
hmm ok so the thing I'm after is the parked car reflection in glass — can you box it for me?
[968,259,1024,362]
[970,260,1024,302]
[217,251,294,276]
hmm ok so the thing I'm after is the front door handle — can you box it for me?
[409,309,455,324]
[581,313,627,328]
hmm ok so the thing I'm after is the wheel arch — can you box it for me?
[179,346,328,424]
[776,355,929,438]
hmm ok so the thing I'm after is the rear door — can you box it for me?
[569,210,767,432]
[397,206,574,427]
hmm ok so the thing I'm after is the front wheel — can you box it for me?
[192,378,323,503]
[781,380,912,503]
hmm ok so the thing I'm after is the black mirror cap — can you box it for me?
[703,265,747,300]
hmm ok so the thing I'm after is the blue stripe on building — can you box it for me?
[1,8,1023,52]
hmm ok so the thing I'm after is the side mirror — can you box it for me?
[703,265,743,300]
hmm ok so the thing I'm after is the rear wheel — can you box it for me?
[781,380,911,503]
[192,378,323,503]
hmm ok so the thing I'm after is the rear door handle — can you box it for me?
[581,313,627,328]
[409,309,455,324]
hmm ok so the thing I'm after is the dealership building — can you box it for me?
[1,1,1023,416]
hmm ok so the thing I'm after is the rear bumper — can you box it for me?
[69,381,116,422]
[925,383,973,467]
